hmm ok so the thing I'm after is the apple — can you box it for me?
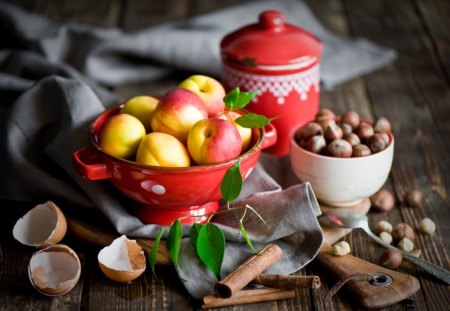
[179,75,226,117]
[136,132,190,167]
[187,118,242,165]
[219,111,253,152]
[120,95,159,131]
[150,88,208,144]
[99,114,146,159]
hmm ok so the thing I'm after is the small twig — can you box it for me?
[202,288,295,309]
[253,274,321,289]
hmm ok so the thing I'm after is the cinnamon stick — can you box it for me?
[214,244,282,298]
[253,274,321,289]
[202,288,295,309]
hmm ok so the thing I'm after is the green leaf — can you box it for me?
[190,223,203,250]
[223,87,240,110]
[167,220,183,270]
[235,113,272,128]
[223,88,257,110]
[220,159,242,203]
[239,221,257,254]
[196,223,225,280]
[149,228,165,279]
[235,90,257,109]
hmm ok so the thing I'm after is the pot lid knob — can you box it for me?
[259,10,286,31]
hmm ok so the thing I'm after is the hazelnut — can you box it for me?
[338,122,353,136]
[340,111,360,129]
[368,133,387,153]
[404,189,423,208]
[379,231,393,245]
[315,107,335,120]
[398,237,414,253]
[317,118,336,132]
[380,132,390,145]
[379,248,403,269]
[315,108,336,131]
[305,135,326,154]
[352,144,372,157]
[375,220,393,234]
[344,133,361,147]
[410,249,421,257]
[332,241,351,256]
[324,123,343,141]
[392,223,415,241]
[327,139,353,158]
[373,116,392,134]
[296,122,322,141]
[355,122,374,141]
[419,218,436,235]
[370,188,395,212]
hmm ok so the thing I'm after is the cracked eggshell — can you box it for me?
[28,244,81,296]
[98,235,146,283]
[13,201,67,248]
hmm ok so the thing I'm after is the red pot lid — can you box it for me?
[221,10,322,69]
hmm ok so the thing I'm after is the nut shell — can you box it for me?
[341,111,360,129]
[374,116,392,134]
[379,248,403,269]
[355,122,374,141]
[370,188,395,211]
[404,189,423,208]
[392,223,415,241]
[327,139,353,158]
[352,144,372,157]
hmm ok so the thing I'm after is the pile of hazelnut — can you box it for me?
[295,108,392,158]
[375,217,436,269]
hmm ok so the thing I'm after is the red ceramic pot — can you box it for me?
[72,105,277,225]
[221,10,322,156]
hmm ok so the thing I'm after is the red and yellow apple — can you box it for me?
[187,118,242,165]
[136,132,190,167]
[219,111,253,152]
[179,75,226,117]
[150,88,208,144]
[120,95,159,131]
[99,114,146,159]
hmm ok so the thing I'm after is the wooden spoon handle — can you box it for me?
[316,244,420,309]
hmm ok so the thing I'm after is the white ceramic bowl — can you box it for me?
[289,123,394,207]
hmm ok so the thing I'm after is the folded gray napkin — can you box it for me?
[0,0,396,90]
[0,0,395,299]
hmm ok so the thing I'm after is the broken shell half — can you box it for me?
[98,235,146,283]
[28,244,81,296]
[13,201,67,248]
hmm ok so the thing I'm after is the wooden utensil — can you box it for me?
[66,198,419,308]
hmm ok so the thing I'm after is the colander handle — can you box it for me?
[262,123,277,150]
[72,147,112,181]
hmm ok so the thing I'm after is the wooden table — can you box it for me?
[1,0,449,310]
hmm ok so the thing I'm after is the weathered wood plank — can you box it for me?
[414,0,450,84]
[3,0,123,27]
[342,0,450,310]
[120,0,189,31]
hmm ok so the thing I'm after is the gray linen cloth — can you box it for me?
[0,0,395,299]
